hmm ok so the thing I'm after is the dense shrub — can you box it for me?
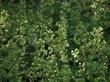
[0,0,110,82]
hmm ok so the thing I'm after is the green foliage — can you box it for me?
[0,0,110,82]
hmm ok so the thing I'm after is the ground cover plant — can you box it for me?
[0,0,110,82]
